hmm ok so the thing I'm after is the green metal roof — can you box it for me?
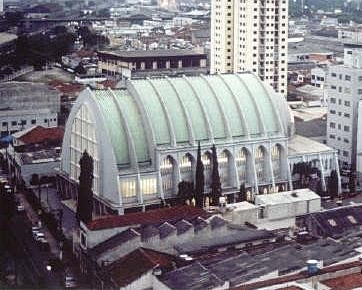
[89,73,289,167]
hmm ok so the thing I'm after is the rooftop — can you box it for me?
[288,135,335,156]
[13,126,64,145]
[295,119,326,138]
[310,204,362,238]
[97,48,206,58]
[86,206,208,231]
[0,32,17,46]
[106,248,177,287]
[175,227,276,254]
[254,188,320,206]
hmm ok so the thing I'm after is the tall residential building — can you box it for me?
[326,35,362,170]
[210,0,288,95]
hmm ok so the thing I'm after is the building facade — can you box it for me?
[326,43,362,170]
[0,82,60,137]
[97,49,208,79]
[210,0,288,95]
[58,73,340,215]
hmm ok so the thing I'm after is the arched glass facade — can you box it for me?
[255,146,267,183]
[180,154,194,182]
[236,148,248,184]
[272,145,282,180]
[161,156,175,195]
[70,104,100,195]
[219,150,231,187]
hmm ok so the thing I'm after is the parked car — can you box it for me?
[31,226,42,233]
[33,232,45,241]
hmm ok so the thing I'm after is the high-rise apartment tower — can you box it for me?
[210,0,288,95]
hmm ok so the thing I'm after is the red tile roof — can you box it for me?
[322,272,362,289]
[107,247,177,287]
[17,126,64,145]
[49,81,84,95]
[86,206,207,231]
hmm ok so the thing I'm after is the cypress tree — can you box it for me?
[76,150,94,224]
[239,183,246,201]
[210,144,221,206]
[194,141,204,208]
[328,169,339,199]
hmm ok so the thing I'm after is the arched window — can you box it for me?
[202,152,212,187]
[255,146,266,183]
[161,156,175,195]
[180,153,194,182]
[271,145,282,180]
[236,148,248,183]
[219,150,231,187]
[70,104,100,195]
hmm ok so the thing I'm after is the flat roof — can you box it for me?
[0,33,18,45]
[227,201,258,211]
[255,188,320,206]
[292,106,327,122]
[98,49,207,58]
[288,134,335,156]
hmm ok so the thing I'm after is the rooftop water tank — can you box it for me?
[307,259,319,275]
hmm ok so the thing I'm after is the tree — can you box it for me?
[194,141,204,208]
[30,174,41,203]
[239,183,246,202]
[328,170,339,199]
[177,180,194,205]
[76,150,94,224]
[210,144,221,206]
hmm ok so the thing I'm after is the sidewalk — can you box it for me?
[17,193,60,258]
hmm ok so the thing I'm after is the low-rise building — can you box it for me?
[0,82,60,137]
[6,126,63,186]
[226,189,321,231]
[97,48,208,78]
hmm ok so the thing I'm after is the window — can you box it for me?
[328,219,337,227]
[344,125,350,132]
[343,151,349,157]
[344,138,349,143]
[330,122,336,129]
[331,73,337,77]
[120,179,136,198]
[344,113,350,118]
[11,121,17,126]
[345,75,351,81]
[31,119,36,125]
[331,85,337,90]
[358,89,362,95]
[140,178,157,195]
[347,215,357,224]
[329,134,335,139]
[330,110,336,114]
[344,101,351,107]
[359,76,362,81]
[330,98,336,104]
[2,122,7,127]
